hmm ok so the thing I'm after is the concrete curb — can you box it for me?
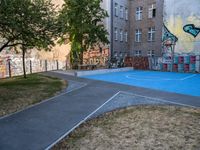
[76,67,133,77]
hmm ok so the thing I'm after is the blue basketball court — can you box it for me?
[82,70,200,97]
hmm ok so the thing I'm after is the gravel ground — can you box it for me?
[90,92,171,119]
[53,106,200,150]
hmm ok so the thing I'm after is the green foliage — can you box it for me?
[0,0,58,52]
[0,0,59,78]
[58,0,109,65]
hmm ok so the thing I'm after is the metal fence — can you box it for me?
[0,57,66,78]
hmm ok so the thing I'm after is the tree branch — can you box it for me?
[0,41,25,53]
[0,40,10,52]
[0,32,22,52]
[7,43,23,47]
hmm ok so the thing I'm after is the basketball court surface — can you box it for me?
[82,70,200,97]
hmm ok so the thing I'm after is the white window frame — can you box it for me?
[125,8,128,20]
[136,7,142,21]
[114,28,118,41]
[124,31,128,42]
[135,29,142,42]
[148,27,155,41]
[114,3,118,17]
[147,50,155,57]
[120,6,123,19]
[135,50,142,57]
[148,4,156,18]
[120,29,123,42]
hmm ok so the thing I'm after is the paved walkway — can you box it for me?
[0,71,200,150]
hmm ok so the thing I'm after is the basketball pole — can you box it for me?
[171,42,175,72]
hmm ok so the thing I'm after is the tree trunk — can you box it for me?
[79,52,83,65]
[22,46,27,78]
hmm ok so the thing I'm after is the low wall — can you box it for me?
[76,67,133,77]
[124,57,149,70]
[158,55,200,73]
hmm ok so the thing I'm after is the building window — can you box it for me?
[148,50,155,57]
[135,50,142,56]
[135,29,142,42]
[136,7,142,20]
[148,4,156,18]
[120,6,123,19]
[114,3,118,17]
[120,29,123,42]
[124,31,128,42]
[114,28,118,41]
[148,27,155,41]
[125,8,128,20]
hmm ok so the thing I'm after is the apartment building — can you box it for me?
[100,0,130,56]
[111,0,130,57]
[83,0,164,65]
[83,0,130,65]
[129,0,164,57]
[102,0,164,58]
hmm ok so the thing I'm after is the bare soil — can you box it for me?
[53,106,200,150]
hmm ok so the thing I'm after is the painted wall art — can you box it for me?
[163,0,200,55]
[183,24,200,38]
[162,25,178,63]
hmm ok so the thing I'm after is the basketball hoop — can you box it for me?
[164,40,173,47]
[165,43,172,47]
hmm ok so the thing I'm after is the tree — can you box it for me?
[0,0,58,78]
[58,0,109,67]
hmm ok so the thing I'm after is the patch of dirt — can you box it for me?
[53,106,200,150]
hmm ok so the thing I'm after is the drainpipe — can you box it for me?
[110,0,114,59]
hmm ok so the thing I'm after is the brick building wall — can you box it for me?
[128,0,164,57]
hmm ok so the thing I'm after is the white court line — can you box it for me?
[45,91,121,150]
[126,75,174,81]
[120,91,197,108]
[0,80,87,120]
[126,74,198,81]
[180,74,197,81]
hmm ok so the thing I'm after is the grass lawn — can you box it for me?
[53,106,200,150]
[0,74,67,117]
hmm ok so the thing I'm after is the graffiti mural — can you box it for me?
[83,48,109,67]
[163,25,178,43]
[163,0,200,54]
[183,24,200,38]
[0,57,7,78]
[162,25,178,63]
[0,48,66,78]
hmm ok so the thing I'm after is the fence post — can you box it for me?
[30,60,32,74]
[45,60,47,72]
[57,60,59,70]
[8,59,11,78]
